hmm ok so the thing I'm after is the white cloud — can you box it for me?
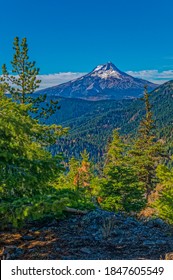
[37,70,173,89]
[0,72,86,90]
[38,72,86,90]
[2,70,173,90]
[126,70,173,84]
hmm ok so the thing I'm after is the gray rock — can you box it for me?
[22,235,35,241]
[3,247,24,260]
[146,218,167,229]
[143,241,154,246]
[155,240,167,245]
[80,247,92,254]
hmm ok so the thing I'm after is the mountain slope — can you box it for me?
[38,62,157,100]
[46,80,173,161]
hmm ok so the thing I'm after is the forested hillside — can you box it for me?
[44,81,173,161]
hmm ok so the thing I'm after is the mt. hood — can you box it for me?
[38,62,158,100]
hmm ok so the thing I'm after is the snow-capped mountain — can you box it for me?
[38,62,158,100]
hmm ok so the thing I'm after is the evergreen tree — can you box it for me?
[154,162,173,223]
[0,37,59,118]
[0,90,67,198]
[100,130,146,212]
[0,89,68,227]
[128,86,163,199]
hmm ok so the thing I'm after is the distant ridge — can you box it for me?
[37,62,158,100]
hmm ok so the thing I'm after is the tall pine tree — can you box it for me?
[0,89,67,199]
[100,130,145,212]
[128,86,163,199]
[0,89,68,227]
[0,37,59,118]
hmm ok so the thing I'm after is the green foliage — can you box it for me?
[0,37,59,119]
[0,91,67,198]
[128,87,164,199]
[0,89,69,228]
[100,130,146,212]
[0,186,92,228]
[154,163,173,223]
[0,37,70,228]
[55,150,95,209]
[0,193,67,228]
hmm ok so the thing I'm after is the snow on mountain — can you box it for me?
[37,62,158,100]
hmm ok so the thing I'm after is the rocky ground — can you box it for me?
[1,209,173,260]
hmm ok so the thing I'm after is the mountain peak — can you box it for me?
[91,62,122,79]
[93,62,120,72]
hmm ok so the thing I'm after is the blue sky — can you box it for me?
[1,0,173,87]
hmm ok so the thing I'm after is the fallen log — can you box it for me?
[64,207,88,215]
